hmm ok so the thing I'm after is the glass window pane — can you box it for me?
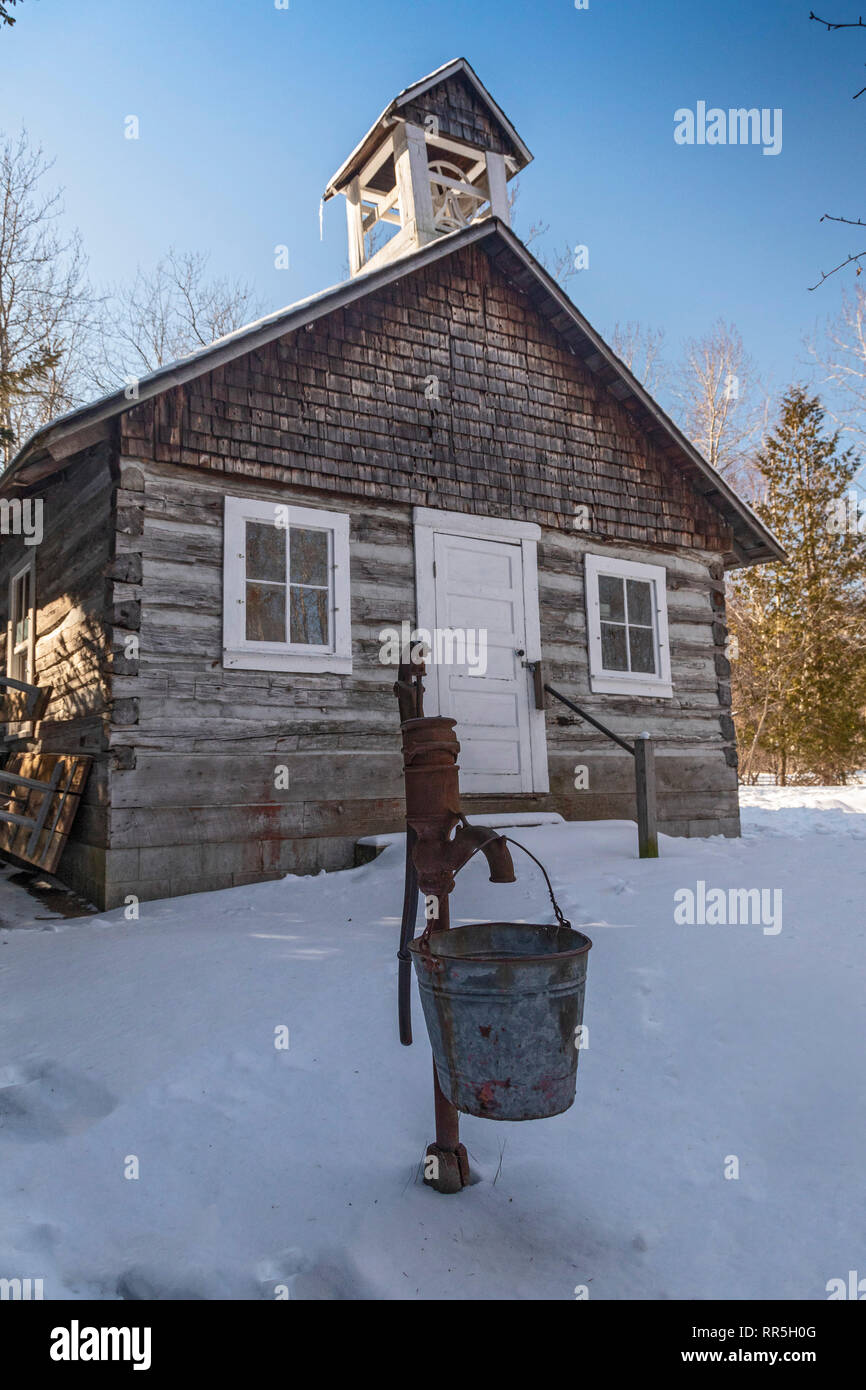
[246,520,285,582]
[246,581,286,642]
[598,574,625,623]
[290,528,329,587]
[626,579,653,627]
[290,586,330,646]
[601,622,628,671]
[628,625,656,674]
[13,573,30,648]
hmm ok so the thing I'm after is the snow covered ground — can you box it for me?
[1,788,864,1301]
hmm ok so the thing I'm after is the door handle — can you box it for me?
[520,657,545,711]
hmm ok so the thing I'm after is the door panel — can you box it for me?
[431,532,534,793]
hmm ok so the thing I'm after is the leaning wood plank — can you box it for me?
[25,762,64,858]
[0,753,91,873]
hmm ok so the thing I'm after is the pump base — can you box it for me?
[424,1141,470,1194]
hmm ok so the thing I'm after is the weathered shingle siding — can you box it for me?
[400,73,515,156]
[119,242,732,553]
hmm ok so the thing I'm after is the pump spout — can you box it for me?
[446,822,516,884]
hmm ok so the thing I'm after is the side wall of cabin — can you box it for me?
[0,445,115,905]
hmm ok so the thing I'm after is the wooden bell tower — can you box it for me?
[323,58,533,277]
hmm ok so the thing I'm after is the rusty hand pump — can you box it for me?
[400,717,516,902]
[393,659,515,1193]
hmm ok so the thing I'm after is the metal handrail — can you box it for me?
[542,683,659,859]
[543,684,637,755]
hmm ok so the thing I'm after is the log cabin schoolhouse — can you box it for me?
[0,60,783,910]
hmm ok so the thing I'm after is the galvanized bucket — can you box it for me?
[409,920,592,1121]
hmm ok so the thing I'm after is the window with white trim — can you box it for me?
[7,557,35,685]
[584,554,672,697]
[223,497,351,673]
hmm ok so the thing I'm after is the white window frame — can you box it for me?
[584,553,672,698]
[223,497,351,674]
[5,555,37,737]
[7,555,35,687]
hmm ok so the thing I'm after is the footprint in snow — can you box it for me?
[608,878,637,896]
[0,1060,116,1143]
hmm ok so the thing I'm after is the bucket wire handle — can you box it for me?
[502,836,572,934]
[411,830,571,958]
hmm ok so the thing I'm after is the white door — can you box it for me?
[430,531,535,793]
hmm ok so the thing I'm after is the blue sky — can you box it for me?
[0,0,863,420]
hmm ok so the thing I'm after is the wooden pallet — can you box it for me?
[0,753,92,874]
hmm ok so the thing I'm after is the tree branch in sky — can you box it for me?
[0,2,22,30]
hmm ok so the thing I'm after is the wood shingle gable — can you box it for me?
[2,219,782,567]
[114,239,734,557]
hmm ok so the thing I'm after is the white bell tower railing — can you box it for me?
[343,119,515,277]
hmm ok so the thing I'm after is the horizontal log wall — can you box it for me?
[534,529,738,838]
[104,453,737,909]
[106,459,407,906]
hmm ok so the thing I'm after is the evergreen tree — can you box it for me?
[729,387,866,783]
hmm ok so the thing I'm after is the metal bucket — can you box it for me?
[409,921,592,1121]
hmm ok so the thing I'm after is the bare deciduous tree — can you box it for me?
[671,320,765,495]
[809,13,866,286]
[508,181,578,288]
[809,282,866,448]
[0,129,94,467]
[88,249,264,396]
[610,321,667,395]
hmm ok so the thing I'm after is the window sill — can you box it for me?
[223,649,352,675]
[589,673,673,699]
